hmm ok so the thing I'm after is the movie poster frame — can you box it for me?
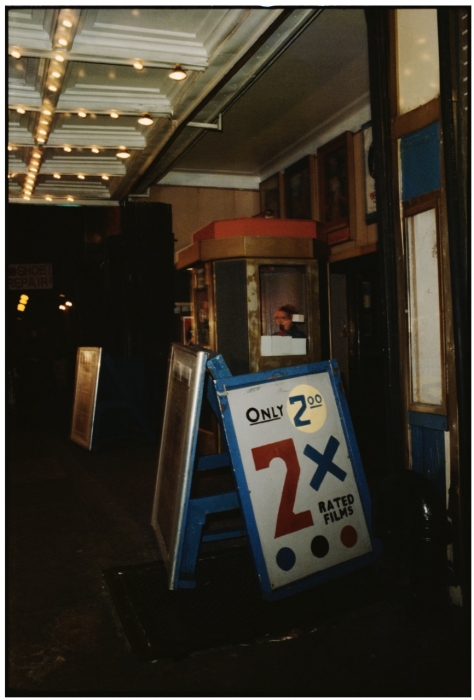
[259,172,284,218]
[151,343,209,588]
[70,347,102,450]
[317,131,356,244]
[284,155,317,220]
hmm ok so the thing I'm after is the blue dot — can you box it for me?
[276,547,296,571]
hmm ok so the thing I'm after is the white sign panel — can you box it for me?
[217,362,375,597]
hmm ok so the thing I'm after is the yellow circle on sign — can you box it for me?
[287,384,327,433]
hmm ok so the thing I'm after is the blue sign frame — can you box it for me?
[214,359,381,600]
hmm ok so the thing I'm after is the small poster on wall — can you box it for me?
[317,132,356,245]
[259,172,284,218]
[362,122,376,221]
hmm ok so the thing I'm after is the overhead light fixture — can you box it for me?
[91,147,99,154]
[101,175,109,180]
[45,196,52,201]
[169,65,187,81]
[16,107,26,114]
[116,148,131,159]
[63,145,72,152]
[67,196,74,201]
[110,111,119,119]
[10,48,22,59]
[57,37,68,47]
[138,113,153,126]
[78,174,85,179]
[48,83,58,92]
[62,18,73,28]
[55,53,65,62]
[78,109,87,118]
[133,60,144,71]
[53,173,61,179]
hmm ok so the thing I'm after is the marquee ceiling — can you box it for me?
[7,7,370,205]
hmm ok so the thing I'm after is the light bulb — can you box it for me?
[169,65,187,81]
[138,114,153,126]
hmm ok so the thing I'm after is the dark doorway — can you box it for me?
[330,253,386,486]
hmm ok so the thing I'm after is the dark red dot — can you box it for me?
[340,525,358,548]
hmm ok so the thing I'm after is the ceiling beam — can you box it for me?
[111,8,299,201]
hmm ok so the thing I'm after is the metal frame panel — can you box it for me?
[151,343,209,589]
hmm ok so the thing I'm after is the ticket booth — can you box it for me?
[176,218,328,376]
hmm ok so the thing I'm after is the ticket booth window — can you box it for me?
[259,265,307,336]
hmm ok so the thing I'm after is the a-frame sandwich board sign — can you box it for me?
[151,344,244,590]
[213,359,381,601]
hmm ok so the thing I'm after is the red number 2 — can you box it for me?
[251,438,314,538]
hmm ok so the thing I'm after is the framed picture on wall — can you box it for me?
[362,121,377,222]
[284,155,317,220]
[317,131,356,244]
[259,172,284,218]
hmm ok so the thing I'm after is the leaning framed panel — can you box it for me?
[151,343,209,589]
[70,347,102,450]
[214,360,380,600]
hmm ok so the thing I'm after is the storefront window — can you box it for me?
[406,207,443,406]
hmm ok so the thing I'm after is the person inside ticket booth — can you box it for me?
[273,304,306,338]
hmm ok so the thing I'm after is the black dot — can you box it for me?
[311,535,329,558]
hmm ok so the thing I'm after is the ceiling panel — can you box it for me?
[7,7,370,205]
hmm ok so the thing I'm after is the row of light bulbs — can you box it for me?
[10,4,187,199]
[13,105,155,126]
[10,43,188,83]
